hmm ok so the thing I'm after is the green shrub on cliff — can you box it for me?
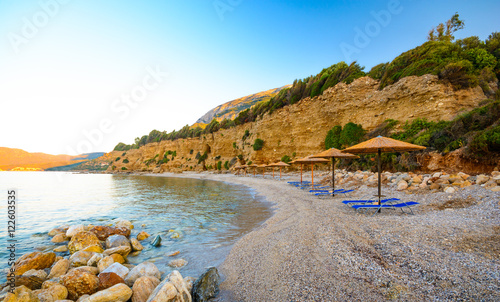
[281,155,291,163]
[224,161,229,170]
[324,123,365,149]
[253,139,264,151]
[122,159,129,163]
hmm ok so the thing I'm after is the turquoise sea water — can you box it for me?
[0,172,271,279]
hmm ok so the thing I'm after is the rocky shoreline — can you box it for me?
[1,220,220,302]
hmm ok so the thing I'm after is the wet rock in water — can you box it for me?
[48,226,68,237]
[97,256,115,273]
[23,269,48,280]
[150,235,161,247]
[14,252,56,276]
[130,238,144,251]
[14,275,44,290]
[124,262,161,287]
[115,219,133,230]
[48,259,70,279]
[168,251,180,257]
[136,231,150,241]
[98,272,125,290]
[105,235,131,249]
[53,245,68,253]
[146,270,191,302]
[2,285,39,302]
[61,269,99,300]
[168,270,191,302]
[37,281,68,302]
[101,263,129,280]
[102,246,131,257]
[184,276,197,292]
[70,251,95,267]
[89,226,131,241]
[191,267,220,302]
[131,276,160,302]
[168,259,187,268]
[51,233,68,243]
[80,283,132,302]
[68,232,101,254]
[66,225,85,238]
[87,253,104,267]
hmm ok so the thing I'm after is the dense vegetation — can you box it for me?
[325,100,500,171]
[114,13,500,156]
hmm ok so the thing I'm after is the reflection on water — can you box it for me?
[0,172,271,279]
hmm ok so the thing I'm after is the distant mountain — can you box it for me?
[0,147,104,171]
[196,85,291,124]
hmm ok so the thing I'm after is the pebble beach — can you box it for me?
[164,170,500,301]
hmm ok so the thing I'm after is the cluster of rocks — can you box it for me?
[1,220,220,302]
[318,170,500,194]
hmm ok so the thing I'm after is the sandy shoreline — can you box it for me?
[145,171,500,301]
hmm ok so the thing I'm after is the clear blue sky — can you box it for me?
[1,0,499,154]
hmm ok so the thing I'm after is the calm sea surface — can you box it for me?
[0,172,271,279]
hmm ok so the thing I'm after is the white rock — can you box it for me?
[444,187,456,194]
[101,263,129,280]
[397,180,408,191]
[66,224,85,238]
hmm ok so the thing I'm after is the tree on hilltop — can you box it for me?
[427,12,465,42]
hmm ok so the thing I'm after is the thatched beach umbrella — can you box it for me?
[310,148,359,196]
[291,156,329,187]
[269,161,290,180]
[240,164,248,176]
[343,136,425,206]
[248,164,258,176]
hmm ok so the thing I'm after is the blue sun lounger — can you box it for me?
[342,198,400,205]
[314,189,354,196]
[351,201,419,216]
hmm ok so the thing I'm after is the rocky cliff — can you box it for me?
[109,75,490,174]
[196,85,291,124]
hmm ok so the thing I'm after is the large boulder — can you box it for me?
[14,275,44,290]
[146,270,191,302]
[70,251,95,267]
[131,276,160,302]
[14,252,56,276]
[51,234,68,243]
[87,253,104,267]
[89,226,131,241]
[2,285,39,302]
[37,281,68,302]
[102,246,131,257]
[68,232,101,254]
[98,272,125,290]
[191,267,220,302]
[124,262,161,287]
[115,220,133,230]
[80,283,132,302]
[130,238,144,251]
[97,256,115,273]
[23,269,48,280]
[101,263,129,280]
[61,268,100,300]
[48,259,70,279]
[105,235,131,250]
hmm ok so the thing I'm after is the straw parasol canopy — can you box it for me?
[310,148,359,196]
[268,161,290,180]
[248,163,259,176]
[343,136,426,206]
[291,156,329,186]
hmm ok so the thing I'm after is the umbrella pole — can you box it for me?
[273,167,275,178]
[280,167,282,180]
[332,157,335,197]
[378,148,382,212]
[311,163,314,188]
[300,164,303,184]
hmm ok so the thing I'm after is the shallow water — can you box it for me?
[0,172,271,280]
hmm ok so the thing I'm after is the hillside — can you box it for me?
[196,85,291,124]
[108,74,498,174]
[0,147,104,171]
